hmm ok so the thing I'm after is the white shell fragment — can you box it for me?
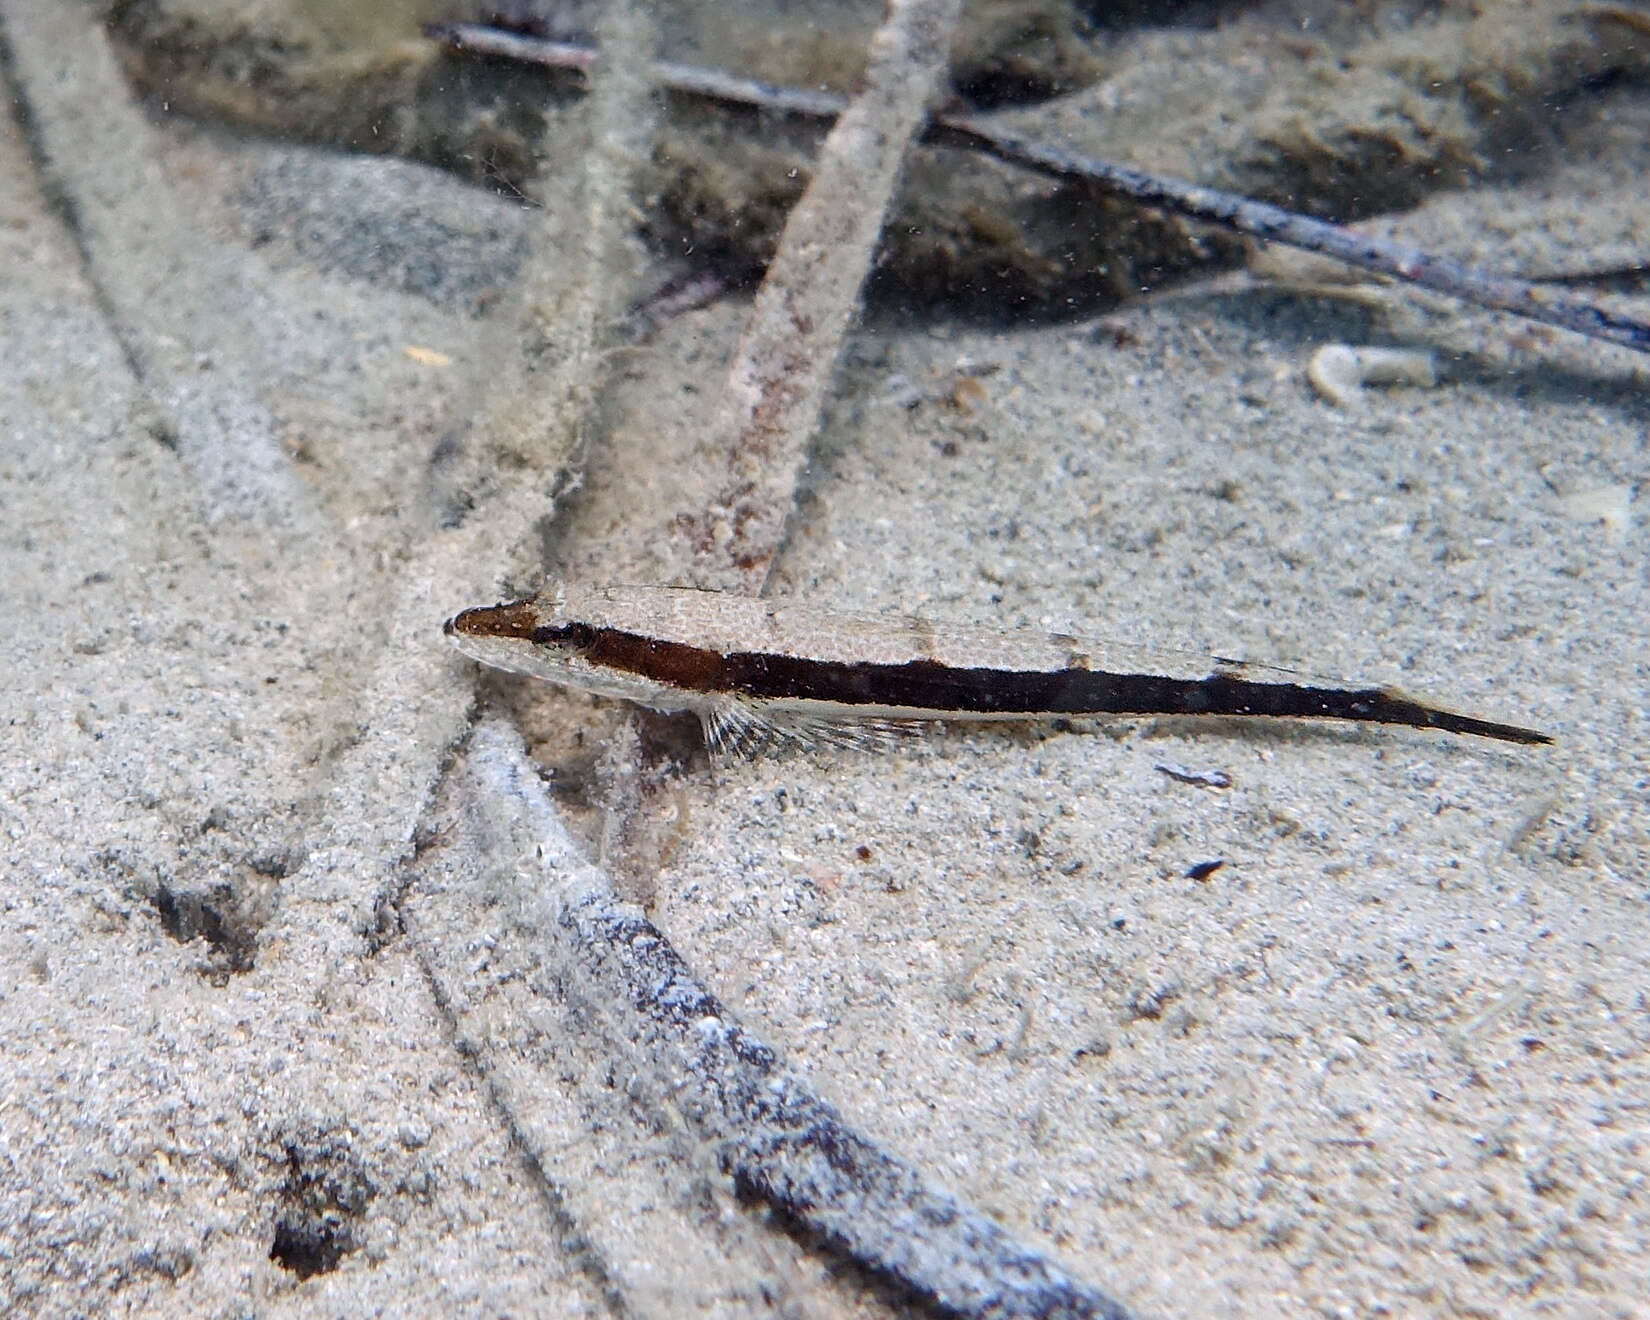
[1557,483,1634,534]
[1307,344,1438,407]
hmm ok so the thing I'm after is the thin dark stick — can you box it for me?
[428,20,1650,359]
[560,890,1139,1320]
[428,22,845,119]
[449,721,1142,1320]
[931,119,1650,357]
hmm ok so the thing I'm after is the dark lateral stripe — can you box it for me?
[520,622,1551,746]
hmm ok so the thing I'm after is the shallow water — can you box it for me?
[3,2,1646,1316]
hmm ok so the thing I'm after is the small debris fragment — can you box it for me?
[1307,344,1436,407]
[945,935,995,1003]
[880,362,999,412]
[402,345,453,367]
[1185,859,1225,881]
[622,270,730,341]
[1155,761,1232,789]
[1504,794,1560,855]
[1557,484,1633,535]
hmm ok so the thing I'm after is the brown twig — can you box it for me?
[429,19,1650,359]
[430,23,847,120]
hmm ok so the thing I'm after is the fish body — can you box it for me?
[444,582,1551,751]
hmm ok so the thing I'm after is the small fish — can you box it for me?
[444,582,1551,753]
